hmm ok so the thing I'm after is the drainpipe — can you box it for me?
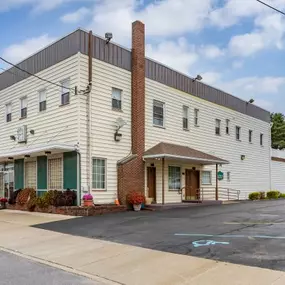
[215,164,218,201]
[87,31,93,194]
[269,122,273,190]
[76,150,81,206]
[162,157,165,205]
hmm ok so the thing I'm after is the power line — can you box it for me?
[256,0,285,16]
[0,56,75,93]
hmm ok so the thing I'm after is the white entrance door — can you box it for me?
[25,161,37,189]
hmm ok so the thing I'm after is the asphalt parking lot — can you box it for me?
[35,200,285,271]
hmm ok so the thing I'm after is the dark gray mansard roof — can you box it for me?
[0,29,270,123]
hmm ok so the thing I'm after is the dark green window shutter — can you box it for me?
[14,159,24,189]
[37,156,47,190]
[63,151,77,189]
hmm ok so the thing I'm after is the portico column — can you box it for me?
[215,164,218,201]
[162,158,165,205]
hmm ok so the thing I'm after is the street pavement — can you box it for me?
[0,251,100,285]
[35,200,285,271]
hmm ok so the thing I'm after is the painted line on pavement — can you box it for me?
[175,233,285,239]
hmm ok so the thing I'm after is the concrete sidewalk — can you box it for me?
[0,210,284,285]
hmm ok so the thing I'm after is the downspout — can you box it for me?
[269,122,273,190]
[76,150,81,206]
[87,31,93,194]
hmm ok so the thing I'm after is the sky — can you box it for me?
[1,0,285,113]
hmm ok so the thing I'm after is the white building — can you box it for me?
[0,21,272,204]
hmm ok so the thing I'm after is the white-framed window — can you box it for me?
[168,166,181,190]
[112,88,122,110]
[226,119,230,135]
[249,130,253,143]
[39,89,47,112]
[227,171,231,182]
[215,119,221,135]
[61,79,70,105]
[92,158,106,190]
[236,126,241,141]
[183,105,189,130]
[260,133,263,146]
[201,171,211,185]
[25,161,37,189]
[20,97,27,118]
[194,108,199,126]
[153,100,165,127]
[48,157,63,189]
[6,103,12,122]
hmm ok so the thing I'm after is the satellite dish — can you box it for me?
[115,117,127,131]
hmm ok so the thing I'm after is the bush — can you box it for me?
[260,192,266,200]
[44,190,61,206]
[126,191,145,205]
[248,192,260,200]
[8,189,22,205]
[35,196,49,209]
[16,188,36,205]
[279,193,285,199]
[27,197,37,212]
[267,190,280,199]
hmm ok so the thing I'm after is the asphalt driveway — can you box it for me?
[34,200,285,271]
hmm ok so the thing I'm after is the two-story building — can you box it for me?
[0,21,271,205]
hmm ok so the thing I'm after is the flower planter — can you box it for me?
[145,198,153,205]
[83,200,94,207]
[0,202,6,209]
[133,204,142,211]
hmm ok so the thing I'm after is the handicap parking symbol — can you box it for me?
[192,240,230,248]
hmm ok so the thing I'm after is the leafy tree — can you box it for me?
[271,113,285,150]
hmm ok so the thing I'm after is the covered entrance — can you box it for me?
[143,142,229,204]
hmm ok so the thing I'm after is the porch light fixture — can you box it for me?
[192,74,203,82]
[10,135,16,141]
[30,130,35,135]
[45,151,51,156]
[8,157,14,160]
[114,131,122,142]
[241,155,245,160]
[247,99,254,104]
[105,33,113,44]
[24,155,30,159]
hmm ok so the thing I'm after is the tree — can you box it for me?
[271,113,285,150]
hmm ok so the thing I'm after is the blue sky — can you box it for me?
[1,0,285,113]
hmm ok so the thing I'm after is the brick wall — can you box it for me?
[117,21,146,205]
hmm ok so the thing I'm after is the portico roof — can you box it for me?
[143,142,229,165]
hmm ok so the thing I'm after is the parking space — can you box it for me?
[34,200,285,271]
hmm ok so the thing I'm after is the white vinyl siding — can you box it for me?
[112,88,122,110]
[20,97,27,118]
[168,166,181,190]
[92,158,106,190]
[48,158,63,189]
[202,171,211,185]
[153,100,165,127]
[6,103,12,122]
[61,78,70,105]
[183,105,189,130]
[39,89,47,112]
[25,161,37,189]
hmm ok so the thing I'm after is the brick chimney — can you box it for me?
[117,21,146,205]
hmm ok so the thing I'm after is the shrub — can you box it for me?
[54,190,77,207]
[44,190,61,206]
[16,188,36,205]
[267,190,279,199]
[35,196,49,209]
[248,192,260,200]
[260,192,266,200]
[126,191,145,205]
[27,197,37,212]
[279,193,285,199]
[8,189,22,205]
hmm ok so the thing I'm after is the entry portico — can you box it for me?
[144,142,229,204]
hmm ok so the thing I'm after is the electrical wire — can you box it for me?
[256,0,285,16]
[0,56,76,93]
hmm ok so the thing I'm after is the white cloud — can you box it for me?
[146,38,198,75]
[232,60,243,69]
[199,45,224,59]
[200,72,221,85]
[60,7,90,23]
[1,34,56,63]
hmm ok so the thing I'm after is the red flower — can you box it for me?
[0,198,8,203]
[126,191,145,205]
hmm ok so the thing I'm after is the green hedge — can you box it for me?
[248,192,260,200]
[267,191,279,199]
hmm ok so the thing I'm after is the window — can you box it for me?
[202,171,211,185]
[215,119,221,135]
[6,103,12,122]
[168,166,181,190]
[194,109,199,126]
[153,100,165,127]
[112,88,122,110]
[25,161,37,189]
[20,97,27,118]
[249,130,253,143]
[61,79,70,105]
[227,172,231,182]
[183,105,189,130]
[48,158,63,189]
[92,158,106,189]
[260,133,263,146]
[226,119,230,135]
[39,89,47,112]
[236,126,241,140]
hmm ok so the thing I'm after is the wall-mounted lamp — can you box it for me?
[247,99,254,104]
[45,151,51,156]
[30,130,35,135]
[114,131,122,142]
[10,135,16,141]
[241,155,246,161]
[24,155,30,159]
[192,74,203,82]
[8,157,14,160]
[105,32,113,44]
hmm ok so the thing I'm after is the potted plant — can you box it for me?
[127,191,145,211]
[82,194,94,207]
[0,198,8,209]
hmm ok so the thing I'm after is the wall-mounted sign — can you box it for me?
[17,125,27,143]
[217,171,224,181]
